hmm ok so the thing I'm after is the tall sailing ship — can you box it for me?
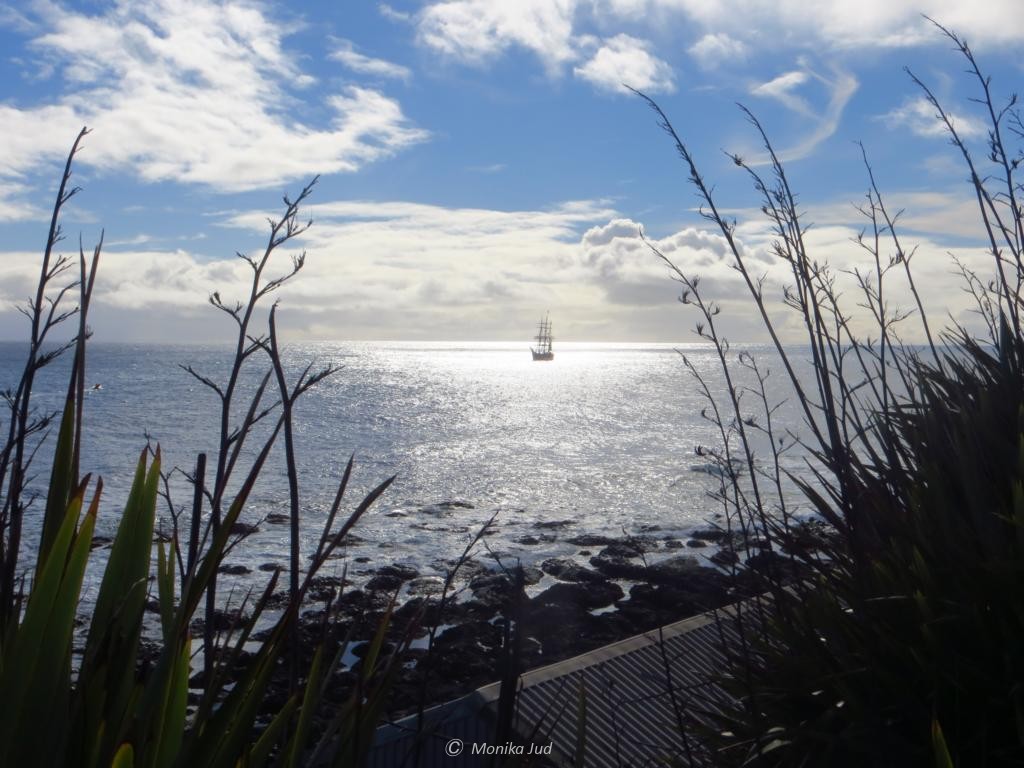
[531,314,554,361]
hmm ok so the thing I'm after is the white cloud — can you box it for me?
[574,34,675,94]
[0,0,427,196]
[0,182,45,223]
[330,39,412,81]
[379,3,412,22]
[880,96,986,139]
[688,33,748,70]
[0,189,1001,342]
[416,0,578,72]
[412,0,1024,84]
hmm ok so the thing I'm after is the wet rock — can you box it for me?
[266,513,290,524]
[437,620,502,651]
[710,549,739,567]
[534,519,574,530]
[645,555,702,584]
[689,527,729,543]
[566,534,615,547]
[664,539,684,549]
[90,535,113,550]
[378,563,419,581]
[589,554,646,580]
[598,541,645,559]
[686,539,708,548]
[354,556,372,563]
[520,566,543,585]
[218,563,250,575]
[744,550,796,577]
[191,608,249,633]
[533,581,623,611]
[230,522,259,536]
[541,558,605,584]
[365,574,403,592]
[309,575,348,601]
[258,562,281,572]
[437,500,475,510]
[514,535,542,545]
[407,576,445,596]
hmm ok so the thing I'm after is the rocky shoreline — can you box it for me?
[230,517,805,722]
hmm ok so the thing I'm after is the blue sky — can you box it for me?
[0,0,1020,343]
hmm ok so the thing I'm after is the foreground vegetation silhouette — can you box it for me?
[641,20,1024,767]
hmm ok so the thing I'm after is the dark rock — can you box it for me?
[598,541,645,559]
[589,554,646,579]
[566,534,615,547]
[354,556,371,563]
[710,549,739,567]
[541,557,605,584]
[266,513,290,524]
[533,581,623,611]
[365,574,403,592]
[514,533,554,545]
[534,519,574,530]
[645,555,702,584]
[353,641,394,659]
[218,563,250,575]
[689,527,729,543]
[686,539,708,548]
[407,576,445,596]
[378,563,419,581]
[90,535,112,550]
[664,539,684,549]
[437,500,475,509]
[230,522,259,536]
[258,562,281,572]
[745,550,795,576]
[437,621,500,647]
[520,566,543,585]
[309,575,348,601]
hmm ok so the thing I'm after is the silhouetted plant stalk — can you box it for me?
[639,18,1024,766]
[0,127,99,635]
[0,129,419,765]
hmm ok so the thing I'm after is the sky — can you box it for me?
[0,0,1021,344]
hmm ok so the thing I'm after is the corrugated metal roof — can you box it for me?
[369,603,756,767]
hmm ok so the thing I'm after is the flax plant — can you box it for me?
[0,130,407,767]
[641,20,1024,767]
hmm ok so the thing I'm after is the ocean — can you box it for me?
[0,340,815,597]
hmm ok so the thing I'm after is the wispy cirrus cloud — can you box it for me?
[330,38,412,81]
[747,62,858,164]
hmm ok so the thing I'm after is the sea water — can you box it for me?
[0,340,816,597]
